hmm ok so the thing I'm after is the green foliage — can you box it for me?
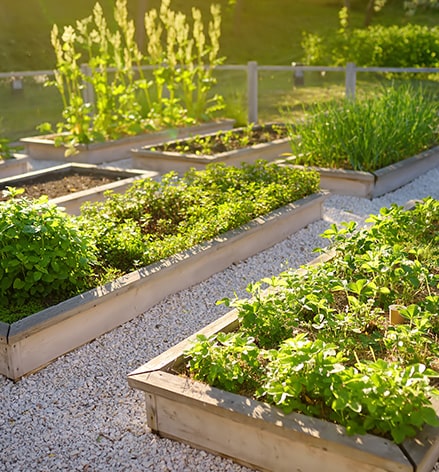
[0,119,14,159]
[287,85,439,171]
[0,138,13,160]
[302,21,439,69]
[151,123,288,156]
[79,161,320,274]
[38,0,225,152]
[0,188,95,309]
[185,332,263,393]
[185,197,439,443]
[0,161,319,322]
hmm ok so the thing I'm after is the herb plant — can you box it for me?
[0,161,319,322]
[185,197,439,443]
[0,138,13,160]
[287,85,439,171]
[79,161,319,276]
[0,188,95,323]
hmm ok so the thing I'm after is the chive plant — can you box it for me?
[288,85,439,171]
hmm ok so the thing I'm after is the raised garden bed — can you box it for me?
[131,124,291,173]
[0,191,326,380]
[0,154,31,179]
[128,310,439,472]
[20,120,235,164]
[128,200,439,472]
[0,163,156,215]
[278,145,439,198]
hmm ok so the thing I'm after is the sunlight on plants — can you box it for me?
[38,0,226,154]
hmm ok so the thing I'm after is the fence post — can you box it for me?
[247,61,258,124]
[345,62,356,100]
[292,62,304,86]
[80,64,95,107]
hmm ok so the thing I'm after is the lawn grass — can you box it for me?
[1,0,438,141]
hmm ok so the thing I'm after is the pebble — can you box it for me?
[1,167,439,471]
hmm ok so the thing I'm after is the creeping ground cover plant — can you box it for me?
[185,197,439,444]
[0,161,319,323]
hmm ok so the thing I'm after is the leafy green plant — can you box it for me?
[0,119,14,159]
[79,160,319,275]
[0,138,13,160]
[302,16,439,70]
[0,188,95,322]
[287,85,439,171]
[150,123,288,156]
[185,332,263,393]
[0,160,319,322]
[144,0,225,123]
[185,197,439,443]
[38,0,225,154]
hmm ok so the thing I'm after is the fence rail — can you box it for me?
[1,62,438,136]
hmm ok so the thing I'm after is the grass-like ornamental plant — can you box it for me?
[288,85,439,171]
[185,197,439,443]
[38,0,225,155]
[0,188,95,323]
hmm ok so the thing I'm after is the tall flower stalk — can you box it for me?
[39,0,225,154]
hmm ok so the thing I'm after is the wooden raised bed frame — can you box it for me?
[278,145,439,198]
[0,154,31,179]
[131,124,291,173]
[0,163,157,215]
[128,259,439,472]
[20,120,235,164]
[0,192,326,380]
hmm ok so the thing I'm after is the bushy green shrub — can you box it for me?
[302,23,439,69]
[79,161,320,275]
[0,189,95,311]
[0,162,319,322]
[288,84,439,171]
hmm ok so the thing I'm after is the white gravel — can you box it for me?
[1,167,439,472]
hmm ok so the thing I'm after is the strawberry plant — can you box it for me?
[185,197,439,443]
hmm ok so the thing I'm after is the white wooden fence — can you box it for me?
[1,62,439,126]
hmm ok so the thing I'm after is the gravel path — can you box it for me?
[1,168,439,472]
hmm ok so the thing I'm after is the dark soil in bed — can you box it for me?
[149,123,289,155]
[0,172,119,201]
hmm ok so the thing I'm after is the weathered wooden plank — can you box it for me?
[136,371,412,472]
[2,191,325,379]
[0,155,30,179]
[21,120,235,162]
[372,147,439,198]
[277,146,439,199]
[401,397,439,472]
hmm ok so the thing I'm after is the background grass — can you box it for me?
[1,0,438,141]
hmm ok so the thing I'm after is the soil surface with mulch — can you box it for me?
[0,172,119,201]
[149,123,289,155]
